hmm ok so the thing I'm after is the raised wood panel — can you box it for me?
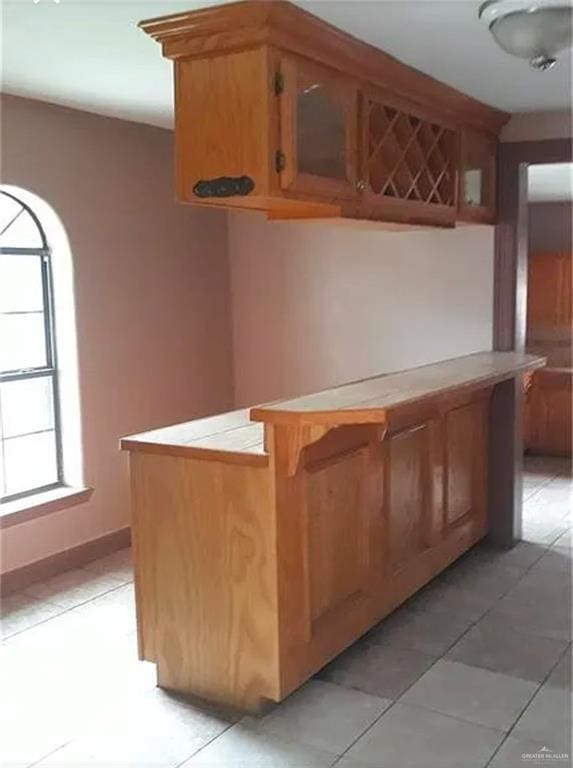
[525,369,572,457]
[445,396,489,535]
[385,424,430,573]
[306,447,370,624]
[527,252,572,333]
[446,405,475,524]
[175,48,271,204]
[527,251,572,367]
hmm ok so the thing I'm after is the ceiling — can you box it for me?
[529,163,573,202]
[1,0,572,130]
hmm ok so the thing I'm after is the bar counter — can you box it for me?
[121,351,544,711]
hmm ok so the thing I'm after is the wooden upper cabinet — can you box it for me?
[358,90,458,226]
[140,0,508,227]
[278,58,359,199]
[458,129,497,223]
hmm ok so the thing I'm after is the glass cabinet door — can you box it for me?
[278,58,358,198]
[459,130,497,221]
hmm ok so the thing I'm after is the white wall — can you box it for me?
[228,212,494,406]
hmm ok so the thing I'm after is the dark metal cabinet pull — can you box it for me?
[192,176,255,198]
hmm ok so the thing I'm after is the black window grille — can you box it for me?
[0,190,64,502]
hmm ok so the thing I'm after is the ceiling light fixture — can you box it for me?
[479,0,573,70]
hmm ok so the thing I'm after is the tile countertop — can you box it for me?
[121,351,545,463]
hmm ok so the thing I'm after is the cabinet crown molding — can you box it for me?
[140,0,509,135]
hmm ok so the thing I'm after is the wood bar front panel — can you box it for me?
[127,386,492,710]
[272,388,491,698]
[129,452,279,711]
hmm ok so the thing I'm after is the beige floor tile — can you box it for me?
[533,548,572,573]
[494,570,572,641]
[512,684,572,752]
[446,614,569,683]
[318,640,436,700]
[404,579,495,621]
[401,659,538,731]
[35,687,233,768]
[439,559,523,600]
[524,456,569,478]
[23,568,127,609]
[245,680,390,755]
[83,547,134,582]
[546,651,572,690]
[467,541,547,571]
[552,530,572,550]
[366,605,472,656]
[346,702,504,768]
[0,591,64,638]
[180,721,338,767]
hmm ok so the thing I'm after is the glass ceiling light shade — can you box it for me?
[479,0,573,70]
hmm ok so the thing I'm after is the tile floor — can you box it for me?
[1,456,571,768]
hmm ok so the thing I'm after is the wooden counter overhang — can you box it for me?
[121,351,545,711]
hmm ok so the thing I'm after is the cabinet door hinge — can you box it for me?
[274,72,284,96]
[275,150,286,173]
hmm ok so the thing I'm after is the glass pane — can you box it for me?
[0,194,23,234]
[464,169,483,206]
[0,313,47,372]
[2,430,58,496]
[0,253,44,313]
[297,83,347,180]
[0,207,43,248]
[0,376,54,438]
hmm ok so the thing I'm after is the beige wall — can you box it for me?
[0,95,233,573]
[228,212,494,406]
[502,111,573,142]
[528,202,573,252]
[0,95,497,573]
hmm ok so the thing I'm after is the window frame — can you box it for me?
[0,191,65,503]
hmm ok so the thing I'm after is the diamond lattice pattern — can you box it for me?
[368,103,456,206]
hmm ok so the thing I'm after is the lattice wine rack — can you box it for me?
[366,101,457,207]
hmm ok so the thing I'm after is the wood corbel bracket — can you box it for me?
[268,419,388,477]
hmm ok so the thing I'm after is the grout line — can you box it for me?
[483,642,572,767]
[2,580,134,641]
[328,507,570,765]
[173,721,237,768]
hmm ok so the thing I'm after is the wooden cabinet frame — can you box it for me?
[458,129,497,224]
[279,56,359,200]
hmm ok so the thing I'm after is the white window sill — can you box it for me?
[0,486,94,528]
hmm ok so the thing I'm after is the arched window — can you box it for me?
[0,191,63,501]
